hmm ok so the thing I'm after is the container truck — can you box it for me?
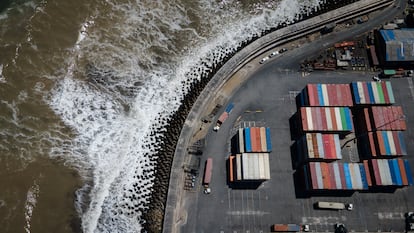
[213,103,234,131]
[315,201,353,210]
[203,158,213,194]
[271,224,309,232]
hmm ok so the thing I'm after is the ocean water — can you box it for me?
[0,0,323,232]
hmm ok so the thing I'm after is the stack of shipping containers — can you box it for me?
[229,127,272,183]
[295,133,342,164]
[301,162,370,191]
[293,81,412,193]
[367,159,413,187]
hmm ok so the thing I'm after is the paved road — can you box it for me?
[177,1,414,233]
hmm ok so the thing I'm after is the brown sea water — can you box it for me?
[0,0,323,232]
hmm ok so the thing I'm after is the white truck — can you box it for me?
[315,201,353,210]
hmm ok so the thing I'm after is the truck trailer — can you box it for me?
[315,201,353,210]
[203,158,213,194]
[271,224,309,232]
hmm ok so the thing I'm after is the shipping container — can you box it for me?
[266,127,272,152]
[236,154,242,181]
[300,107,353,132]
[229,156,235,182]
[238,128,245,153]
[272,224,301,232]
[203,158,213,185]
[225,103,234,113]
[298,133,342,162]
[404,160,414,185]
[245,128,252,152]
[260,127,267,152]
[217,111,229,124]
[351,81,395,105]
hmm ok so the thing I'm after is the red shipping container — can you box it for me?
[328,163,337,189]
[398,159,409,185]
[392,107,400,130]
[330,108,337,130]
[311,84,319,106]
[376,131,386,156]
[398,107,407,130]
[363,160,372,187]
[321,108,328,130]
[392,131,402,155]
[309,163,318,189]
[322,134,329,159]
[251,127,257,152]
[362,82,370,104]
[368,132,376,157]
[381,82,390,104]
[364,108,372,131]
[339,163,347,189]
[301,108,308,131]
[322,163,330,189]
[254,127,261,152]
[372,160,382,186]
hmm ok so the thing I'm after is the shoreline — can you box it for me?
[140,0,395,232]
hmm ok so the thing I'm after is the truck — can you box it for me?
[271,224,309,232]
[213,103,234,131]
[315,201,353,210]
[203,158,213,194]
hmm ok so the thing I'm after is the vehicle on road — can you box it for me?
[406,212,414,232]
[271,224,309,232]
[314,201,353,210]
[269,51,279,58]
[279,48,288,53]
[203,158,213,194]
[335,223,348,233]
[372,76,382,82]
[259,56,269,64]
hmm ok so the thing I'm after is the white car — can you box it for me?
[269,51,279,58]
[259,57,269,64]
[372,76,382,82]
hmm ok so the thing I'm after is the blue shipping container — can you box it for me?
[244,128,252,152]
[392,159,403,186]
[225,103,234,113]
[367,82,375,104]
[343,163,353,189]
[352,83,360,104]
[345,108,352,130]
[359,164,369,189]
[404,160,414,185]
[317,84,324,106]
[398,132,407,155]
[266,127,272,152]
[382,131,391,155]
[388,160,397,185]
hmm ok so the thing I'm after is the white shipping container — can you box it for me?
[371,82,380,103]
[316,133,324,158]
[333,162,342,189]
[322,84,329,106]
[315,162,323,189]
[357,82,366,104]
[258,153,265,179]
[334,135,342,159]
[325,108,333,130]
[387,131,396,155]
[353,163,363,190]
[260,127,267,152]
[239,128,245,153]
[306,107,313,130]
[306,134,314,158]
[236,154,242,181]
[263,153,271,179]
[335,108,343,131]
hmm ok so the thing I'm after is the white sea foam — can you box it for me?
[24,181,40,233]
[49,0,323,232]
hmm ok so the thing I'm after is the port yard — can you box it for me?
[181,70,414,233]
[163,1,414,232]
